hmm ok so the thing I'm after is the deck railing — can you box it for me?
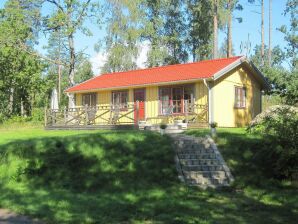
[45,101,208,127]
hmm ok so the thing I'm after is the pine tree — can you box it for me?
[144,0,168,67]
[186,0,213,61]
[278,0,297,70]
[163,0,188,64]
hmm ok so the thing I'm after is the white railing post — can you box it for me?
[136,100,140,124]
[184,100,188,123]
[64,106,67,125]
[84,104,88,125]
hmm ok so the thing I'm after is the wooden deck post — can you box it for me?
[64,106,67,125]
[185,100,188,123]
[84,104,88,125]
[52,110,55,126]
[136,101,139,124]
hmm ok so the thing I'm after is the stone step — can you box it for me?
[171,134,234,188]
[185,177,229,186]
[176,148,216,154]
[183,171,227,179]
[180,159,221,166]
[175,140,212,146]
[176,145,209,151]
[182,165,224,171]
[178,154,218,160]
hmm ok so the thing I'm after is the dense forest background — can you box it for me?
[0,0,297,122]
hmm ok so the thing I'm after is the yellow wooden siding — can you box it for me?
[145,86,163,124]
[75,93,82,107]
[213,66,261,127]
[73,82,209,125]
[95,89,135,124]
[144,82,208,124]
[195,82,208,105]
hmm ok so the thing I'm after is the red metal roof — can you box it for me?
[66,56,242,92]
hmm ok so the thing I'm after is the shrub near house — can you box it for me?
[248,106,298,179]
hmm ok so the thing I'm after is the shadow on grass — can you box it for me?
[186,129,293,188]
[0,130,297,223]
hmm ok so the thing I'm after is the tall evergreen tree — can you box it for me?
[163,0,188,64]
[212,0,219,59]
[186,0,213,61]
[278,0,297,70]
[143,0,168,67]
[224,0,242,57]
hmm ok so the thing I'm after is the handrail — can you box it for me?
[45,102,208,127]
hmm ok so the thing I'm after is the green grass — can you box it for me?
[0,127,297,223]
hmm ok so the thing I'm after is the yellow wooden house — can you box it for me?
[46,56,268,128]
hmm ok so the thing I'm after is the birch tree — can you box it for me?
[42,0,99,107]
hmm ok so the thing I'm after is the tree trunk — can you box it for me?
[213,0,218,59]
[58,64,62,103]
[68,33,75,87]
[8,87,14,114]
[192,40,196,62]
[227,0,232,58]
[261,0,264,66]
[66,0,76,108]
[58,26,62,104]
[20,97,24,116]
[68,32,76,108]
[268,0,272,66]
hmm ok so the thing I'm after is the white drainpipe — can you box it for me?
[203,79,213,124]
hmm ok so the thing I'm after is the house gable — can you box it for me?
[212,64,262,127]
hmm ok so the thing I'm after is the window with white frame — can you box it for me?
[82,93,96,107]
[159,85,194,115]
[112,91,128,110]
[235,86,246,108]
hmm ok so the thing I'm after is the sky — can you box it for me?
[0,0,290,74]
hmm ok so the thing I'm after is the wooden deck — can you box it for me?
[45,102,208,130]
[45,124,136,130]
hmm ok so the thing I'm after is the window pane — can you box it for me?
[82,93,96,106]
[172,87,182,113]
[160,88,171,114]
[91,94,96,106]
[184,86,194,112]
[235,87,246,108]
[112,91,128,109]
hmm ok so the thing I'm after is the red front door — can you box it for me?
[134,89,145,123]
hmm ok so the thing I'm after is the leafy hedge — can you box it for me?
[248,106,298,179]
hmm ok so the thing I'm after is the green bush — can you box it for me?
[0,113,6,124]
[248,106,298,179]
[31,107,44,122]
[4,115,31,124]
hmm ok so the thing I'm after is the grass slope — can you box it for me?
[0,127,297,223]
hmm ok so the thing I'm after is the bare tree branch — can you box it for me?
[45,0,64,12]
[73,0,92,28]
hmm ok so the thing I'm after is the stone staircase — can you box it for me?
[171,134,234,188]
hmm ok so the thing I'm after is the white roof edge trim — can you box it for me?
[212,56,270,89]
[213,56,246,80]
[66,77,213,94]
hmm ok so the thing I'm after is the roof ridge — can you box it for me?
[99,56,243,77]
[65,55,244,92]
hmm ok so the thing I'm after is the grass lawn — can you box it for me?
[0,126,297,224]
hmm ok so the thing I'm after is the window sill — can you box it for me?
[234,106,246,109]
[158,113,186,116]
